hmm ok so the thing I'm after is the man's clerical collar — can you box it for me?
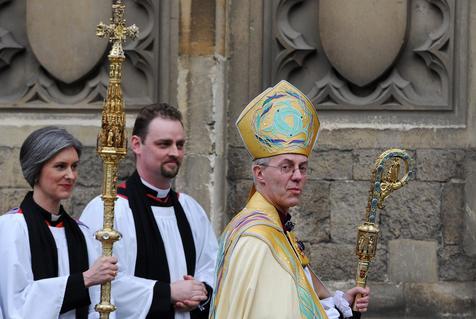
[140,177,171,198]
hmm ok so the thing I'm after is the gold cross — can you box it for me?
[96,0,139,58]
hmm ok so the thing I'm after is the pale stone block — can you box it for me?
[353,149,387,181]
[325,281,406,317]
[226,178,253,222]
[441,182,464,245]
[72,186,102,218]
[209,153,227,233]
[77,146,134,188]
[416,149,464,182]
[290,180,331,243]
[0,188,30,214]
[227,146,253,180]
[179,1,215,56]
[117,152,136,182]
[176,154,211,213]
[310,241,388,281]
[378,182,441,242]
[464,150,476,256]
[0,147,29,188]
[438,245,476,282]
[309,149,353,180]
[228,0,260,148]
[329,181,369,244]
[309,243,356,281]
[61,197,72,215]
[77,147,103,188]
[464,204,476,257]
[362,281,405,317]
[388,239,438,283]
[405,282,475,317]
[182,57,215,155]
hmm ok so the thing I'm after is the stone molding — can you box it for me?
[262,0,469,125]
[0,0,176,110]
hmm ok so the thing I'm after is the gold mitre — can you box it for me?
[236,80,320,159]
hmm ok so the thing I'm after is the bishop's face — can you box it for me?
[255,153,308,213]
[132,117,185,188]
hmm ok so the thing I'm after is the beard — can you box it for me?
[160,161,181,178]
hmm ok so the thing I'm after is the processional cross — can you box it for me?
[94,1,138,318]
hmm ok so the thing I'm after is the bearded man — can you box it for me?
[81,103,218,319]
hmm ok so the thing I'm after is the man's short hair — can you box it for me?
[132,103,183,142]
[20,126,82,188]
[251,157,271,184]
[252,157,271,167]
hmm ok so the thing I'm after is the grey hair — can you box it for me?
[20,126,83,187]
[252,157,271,167]
[251,157,271,184]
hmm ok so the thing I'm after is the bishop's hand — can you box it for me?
[344,286,370,313]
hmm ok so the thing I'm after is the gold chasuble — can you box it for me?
[210,192,328,319]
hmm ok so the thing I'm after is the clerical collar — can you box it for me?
[140,178,171,198]
[281,213,294,232]
[30,196,65,227]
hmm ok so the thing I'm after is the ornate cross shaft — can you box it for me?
[94,1,138,318]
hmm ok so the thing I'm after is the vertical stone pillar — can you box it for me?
[175,0,228,233]
[464,150,476,256]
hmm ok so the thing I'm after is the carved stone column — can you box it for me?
[175,0,228,232]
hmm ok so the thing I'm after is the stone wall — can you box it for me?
[0,0,475,318]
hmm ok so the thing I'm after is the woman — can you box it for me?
[0,127,118,318]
